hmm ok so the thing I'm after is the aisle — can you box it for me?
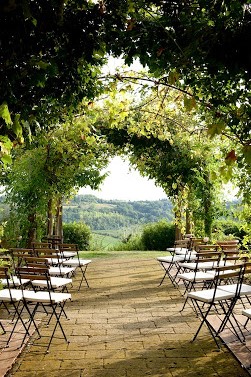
[5,256,249,377]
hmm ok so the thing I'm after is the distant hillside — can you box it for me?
[63,195,173,230]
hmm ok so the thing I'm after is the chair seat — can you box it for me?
[179,261,218,270]
[188,288,235,303]
[32,277,72,288]
[177,271,216,282]
[242,308,251,318]
[1,276,30,287]
[0,288,23,301]
[175,249,196,256]
[22,290,71,303]
[61,251,77,258]
[219,283,251,296]
[46,257,66,265]
[157,255,184,263]
[166,247,189,253]
[62,259,92,267]
[49,266,76,277]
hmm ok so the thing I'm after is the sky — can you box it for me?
[79,58,165,202]
[79,156,167,201]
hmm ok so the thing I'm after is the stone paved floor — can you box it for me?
[1,255,251,377]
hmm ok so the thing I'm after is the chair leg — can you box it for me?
[216,299,246,343]
[77,265,89,291]
[190,300,222,350]
[158,269,169,286]
[46,302,69,352]
[6,302,31,348]
[20,302,42,348]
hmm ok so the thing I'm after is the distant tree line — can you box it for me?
[63,195,173,230]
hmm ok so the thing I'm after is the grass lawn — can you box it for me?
[79,249,168,259]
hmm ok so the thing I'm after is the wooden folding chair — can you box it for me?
[32,242,52,249]
[34,248,76,278]
[177,251,222,311]
[165,239,190,254]
[0,266,37,348]
[187,263,245,349]
[24,256,72,293]
[59,244,92,290]
[16,266,71,352]
[9,248,34,268]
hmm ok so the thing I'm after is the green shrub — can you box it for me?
[212,219,247,242]
[63,222,91,250]
[110,234,144,251]
[141,220,175,250]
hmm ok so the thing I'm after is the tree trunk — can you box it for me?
[27,212,37,247]
[174,211,182,240]
[47,198,54,237]
[203,174,213,239]
[55,197,63,240]
[185,208,192,235]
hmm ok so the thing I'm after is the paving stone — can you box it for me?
[1,256,251,377]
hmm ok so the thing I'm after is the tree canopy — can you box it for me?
[1,0,251,243]
[1,1,250,147]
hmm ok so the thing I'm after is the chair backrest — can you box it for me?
[58,243,79,251]
[16,265,51,291]
[23,256,50,267]
[243,261,251,276]
[33,249,62,269]
[190,238,206,250]
[34,248,60,258]
[32,242,52,249]
[196,244,219,253]
[0,265,11,280]
[194,251,222,270]
[41,236,62,249]
[10,248,35,267]
[0,265,18,298]
[0,255,12,266]
[217,240,239,248]
[213,263,245,299]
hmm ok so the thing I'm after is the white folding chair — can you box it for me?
[16,266,71,352]
[59,244,92,290]
[34,249,76,278]
[24,256,73,293]
[0,266,37,348]
[187,263,245,349]
[177,251,221,311]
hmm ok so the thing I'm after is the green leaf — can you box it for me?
[36,60,50,70]
[242,145,251,164]
[0,102,12,126]
[183,96,196,112]
[1,154,12,167]
[12,114,23,139]
[207,120,226,138]
[168,70,179,85]
[0,135,13,151]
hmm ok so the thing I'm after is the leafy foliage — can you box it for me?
[100,83,234,237]
[63,222,91,251]
[2,121,111,245]
[141,220,175,250]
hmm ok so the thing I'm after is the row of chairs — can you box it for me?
[187,262,251,350]
[9,242,92,291]
[157,238,251,350]
[0,242,92,352]
[157,238,240,287]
